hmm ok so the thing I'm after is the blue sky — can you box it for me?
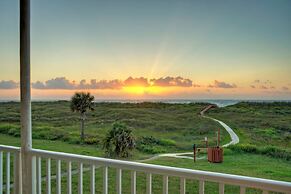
[0,0,291,100]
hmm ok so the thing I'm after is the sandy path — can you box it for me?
[138,105,239,162]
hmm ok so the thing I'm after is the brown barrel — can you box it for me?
[207,147,223,163]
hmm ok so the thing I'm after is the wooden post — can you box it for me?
[193,144,196,162]
[204,137,208,148]
[217,128,220,147]
[20,0,34,193]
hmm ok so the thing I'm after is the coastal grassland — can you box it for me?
[208,102,291,151]
[0,134,290,194]
[0,101,229,154]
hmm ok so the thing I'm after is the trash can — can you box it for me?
[207,147,223,163]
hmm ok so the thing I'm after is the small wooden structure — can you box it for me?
[208,147,223,163]
[207,128,223,163]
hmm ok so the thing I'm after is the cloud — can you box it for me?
[260,85,268,90]
[253,79,272,85]
[254,80,260,83]
[32,77,75,89]
[81,79,123,89]
[250,85,256,89]
[32,77,124,90]
[0,80,19,89]
[282,86,289,91]
[208,80,237,89]
[32,81,46,89]
[124,77,149,87]
[151,76,193,87]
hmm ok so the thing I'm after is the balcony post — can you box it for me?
[20,0,35,193]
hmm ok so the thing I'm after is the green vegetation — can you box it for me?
[229,144,291,161]
[0,101,291,193]
[0,134,290,194]
[103,122,135,158]
[0,101,227,154]
[208,102,291,151]
[70,92,95,141]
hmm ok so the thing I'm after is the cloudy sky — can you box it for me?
[0,0,291,100]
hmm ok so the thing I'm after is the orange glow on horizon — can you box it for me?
[122,86,166,95]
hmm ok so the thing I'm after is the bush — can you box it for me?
[8,127,20,137]
[84,136,100,145]
[229,144,291,161]
[67,136,81,144]
[33,127,68,141]
[0,124,19,134]
[103,122,135,158]
[159,139,176,146]
[137,144,166,154]
[260,146,291,161]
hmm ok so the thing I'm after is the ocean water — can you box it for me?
[93,99,239,107]
[1,99,290,107]
[94,99,291,107]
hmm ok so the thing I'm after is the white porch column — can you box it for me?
[20,0,35,193]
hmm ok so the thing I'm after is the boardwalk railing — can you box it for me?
[1,145,291,194]
[0,145,21,194]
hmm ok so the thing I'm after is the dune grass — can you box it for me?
[0,101,230,154]
[208,102,291,151]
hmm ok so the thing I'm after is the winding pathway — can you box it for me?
[138,105,239,162]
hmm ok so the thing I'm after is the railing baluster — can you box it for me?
[180,177,186,194]
[103,167,108,194]
[131,171,136,194]
[6,152,10,194]
[32,156,37,194]
[199,180,204,194]
[240,186,246,194]
[46,158,51,194]
[146,173,152,194]
[90,164,95,194]
[78,163,83,194]
[37,157,41,194]
[56,160,61,194]
[163,175,168,194]
[13,152,21,194]
[67,161,72,194]
[116,168,122,194]
[219,183,224,194]
[0,151,3,194]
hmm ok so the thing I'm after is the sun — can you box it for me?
[122,86,165,95]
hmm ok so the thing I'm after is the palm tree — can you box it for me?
[70,92,94,141]
[103,122,135,158]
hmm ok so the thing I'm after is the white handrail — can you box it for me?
[1,145,291,193]
[0,145,20,153]
[29,148,291,193]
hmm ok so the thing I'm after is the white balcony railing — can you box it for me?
[0,145,21,194]
[0,144,291,194]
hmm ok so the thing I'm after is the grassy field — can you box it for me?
[0,101,229,156]
[208,102,291,150]
[0,101,290,193]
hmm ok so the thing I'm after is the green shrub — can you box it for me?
[0,124,19,134]
[84,136,100,145]
[137,144,166,154]
[229,144,291,161]
[260,146,291,161]
[67,136,81,144]
[159,139,176,146]
[33,128,68,141]
[8,127,20,137]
